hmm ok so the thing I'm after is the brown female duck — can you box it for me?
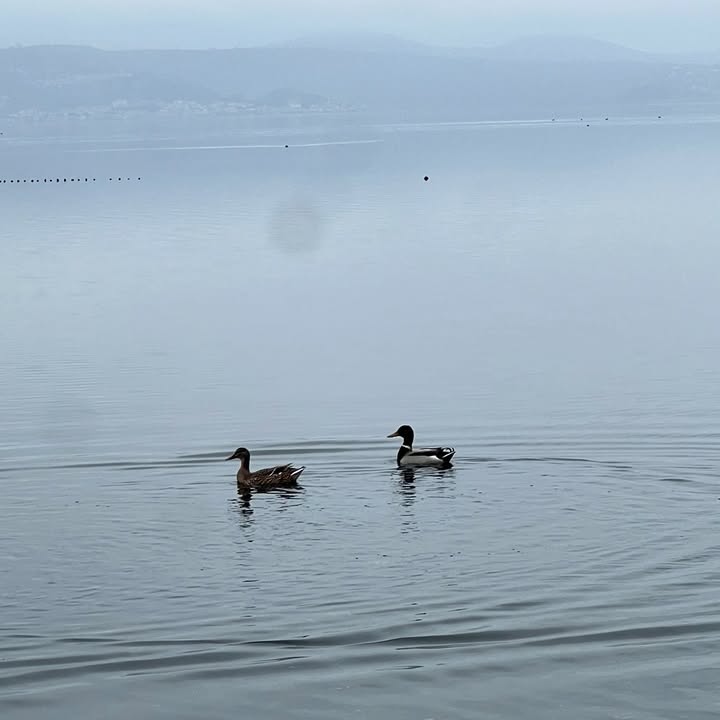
[226,447,305,494]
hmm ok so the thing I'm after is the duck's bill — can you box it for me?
[387,431,400,438]
[225,453,236,460]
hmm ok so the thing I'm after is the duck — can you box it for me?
[386,425,455,468]
[225,447,305,495]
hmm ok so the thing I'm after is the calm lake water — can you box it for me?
[2,116,720,719]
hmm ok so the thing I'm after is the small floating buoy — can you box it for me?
[423,176,429,182]
[284,144,288,148]
[0,174,143,187]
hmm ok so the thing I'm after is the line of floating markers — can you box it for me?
[0,177,142,184]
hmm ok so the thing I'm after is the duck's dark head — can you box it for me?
[387,425,414,447]
[226,447,250,462]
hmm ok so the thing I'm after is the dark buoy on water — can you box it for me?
[423,175,429,182]
[2,174,144,187]
[284,144,289,148]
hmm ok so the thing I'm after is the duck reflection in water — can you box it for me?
[399,467,418,484]
[392,464,456,505]
[229,485,306,527]
[229,495,254,523]
[237,484,306,505]
[396,467,418,508]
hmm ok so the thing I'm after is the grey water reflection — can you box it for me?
[2,118,720,720]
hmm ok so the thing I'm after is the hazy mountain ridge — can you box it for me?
[277,32,720,64]
[1,35,719,122]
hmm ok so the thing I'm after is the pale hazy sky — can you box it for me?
[2,0,719,52]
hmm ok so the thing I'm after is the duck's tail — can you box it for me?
[439,448,455,466]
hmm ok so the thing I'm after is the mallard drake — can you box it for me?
[226,447,305,494]
[387,425,455,468]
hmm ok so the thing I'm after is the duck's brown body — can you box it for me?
[227,447,305,494]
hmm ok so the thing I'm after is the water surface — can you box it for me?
[2,117,720,719]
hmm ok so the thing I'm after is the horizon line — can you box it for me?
[0,32,717,58]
